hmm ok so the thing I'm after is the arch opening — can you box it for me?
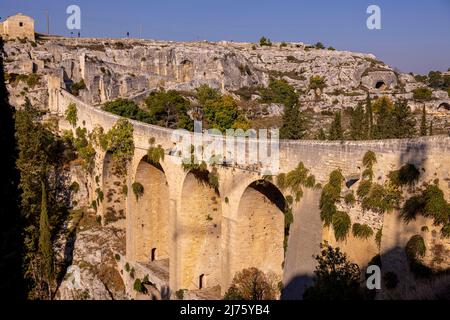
[230,180,286,286]
[129,157,170,264]
[102,151,126,225]
[179,170,222,291]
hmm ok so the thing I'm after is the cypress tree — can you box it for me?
[349,102,366,140]
[429,121,433,136]
[329,111,343,140]
[39,180,53,299]
[364,94,373,139]
[391,99,416,138]
[420,105,428,136]
[373,98,394,139]
[317,128,327,140]
[280,103,309,140]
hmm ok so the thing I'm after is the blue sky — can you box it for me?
[1,0,449,74]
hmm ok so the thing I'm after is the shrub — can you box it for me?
[70,181,80,193]
[361,183,394,213]
[320,170,344,226]
[71,79,86,96]
[375,228,382,248]
[125,262,130,272]
[103,98,153,124]
[309,75,327,91]
[65,103,78,127]
[130,267,135,279]
[259,37,272,47]
[303,243,364,300]
[441,223,450,238]
[357,180,372,199]
[413,87,433,102]
[405,235,426,260]
[405,235,433,278]
[114,254,120,261]
[106,119,135,176]
[332,211,351,241]
[224,268,278,300]
[175,289,186,300]
[423,184,450,226]
[401,195,426,223]
[260,78,298,107]
[344,192,356,206]
[132,182,144,201]
[314,42,325,49]
[352,223,373,239]
[96,188,104,202]
[362,151,377,168]
[388,164,420,187]
[122,185,128,196]
[362,168,374,181]
[147,143,165,165]
[133,278,147,293]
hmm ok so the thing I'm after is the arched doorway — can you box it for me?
[231,180,286,284]
[129,157,170,263]
[102,151,126,225]
[179,170,222,290]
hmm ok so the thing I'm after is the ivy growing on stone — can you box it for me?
[132,182,144,201]
[65,103,78,127]
[352,223,374,239]
[147,137,165,166]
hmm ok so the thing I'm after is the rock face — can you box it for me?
[3,37,447,113]
[55,210,127,300]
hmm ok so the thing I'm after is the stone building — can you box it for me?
[0,13,35,41]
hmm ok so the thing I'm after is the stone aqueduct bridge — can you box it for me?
[48,77,450,297]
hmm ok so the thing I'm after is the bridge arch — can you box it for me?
[129,156,170,263]
[179,168,222,290]
[229,179,286,284]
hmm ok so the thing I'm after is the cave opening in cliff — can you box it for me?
[375,81,386,89]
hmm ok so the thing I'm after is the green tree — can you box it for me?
[280,103,309,140]
[145,90,193,130]
[224,268,278,300]
[303,243,365,300]
[420,105,428,136]
[413,87,433,102]
[391,99,416,138]
[259,36,272,46]
[364,94,374,139]
[203,95,250,131]
[349,103,366,140]
[65,103,78,127]
[315,42,325,49]
[196,84,220,106]
[373,97,394,139]
[38,181,53,300]
[103,98,153,124]
[317,128,327,140]
[429,121,433,136]
[260,79,298,108]
[328,112,343,140]
[106,119,135,176]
